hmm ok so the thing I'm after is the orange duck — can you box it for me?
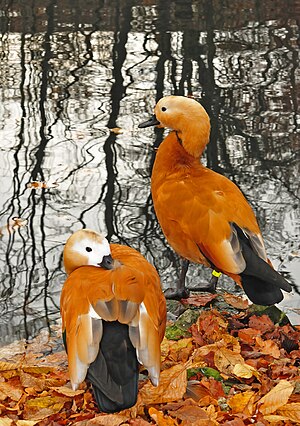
[139,95,292,305]
[61,229,166,413]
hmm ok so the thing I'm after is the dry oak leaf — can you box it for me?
[148,407,178,426]
[255,336,281,358]
[222,293,249,310]
[139,364,187,404]
[85,414,129,425]
[258,380,294,415]
[227,390,256,416]
[276,402,300,423]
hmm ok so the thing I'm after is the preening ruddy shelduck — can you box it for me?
[61,229,166,413]
[139,95,292,305]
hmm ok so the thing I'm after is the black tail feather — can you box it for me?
[86,321,139,413]
[233,224,292,305]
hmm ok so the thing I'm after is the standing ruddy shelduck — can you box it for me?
[61,229,166,413]
[139,95,292,305]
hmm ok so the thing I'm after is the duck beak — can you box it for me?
[138,114,160,128]
[99,254,114,270]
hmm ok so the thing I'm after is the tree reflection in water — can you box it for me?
[0,0,299,345]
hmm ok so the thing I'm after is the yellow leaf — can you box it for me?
[258,380,294,415]
[140,364,187,404]
[51,385,85,397]
[0,418,13,426]
[25,395,68,408]
[149,407,178,425]
[277,403,300,423]
[228,390,256,416]
[16,421,39,426]
[0,361,19,371]
[214,348,245,375]
[233,363,259,379]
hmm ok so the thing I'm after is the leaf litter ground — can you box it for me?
[0,292,299,425]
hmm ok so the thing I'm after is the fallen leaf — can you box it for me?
[140,364,187,404]
[222,293,249,310]
[51,385,85,397]
[0,418,13,426]
[168,404,216,425]
[255,336,281,358]
[232,363,259,379]
[109,127,124,135]
[277,402,300,423]
[214,347,245,376]
[0,361,19,371]
[248,315,274,333]
[228,390,256,416]
[148,407,178,425]
[16,421,39,426]
[237,328,261,344]
[86,414,129,425]
[0,381,23,401]
[258,380,294,415]
[181,294,218,307]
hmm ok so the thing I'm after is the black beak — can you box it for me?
[138,114,160,128]
[99,254,114,270]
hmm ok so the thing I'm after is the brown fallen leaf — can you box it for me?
[51,385,85,397]
[27,181,59,189]
[181,294,218,307]
[0,380,23,401]
[255,336,281,358]
[248,315,275,333]
[222,293,249,310]
[258,380,294,415]
[86,414,129,425]
[140,364,187,404]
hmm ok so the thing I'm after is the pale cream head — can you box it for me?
[154,96,211,158]
[63,229,112,275]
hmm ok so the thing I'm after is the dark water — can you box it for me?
[0,0,299,346]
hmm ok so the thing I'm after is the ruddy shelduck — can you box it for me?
[61,229,166,412]
[139,95,292,305]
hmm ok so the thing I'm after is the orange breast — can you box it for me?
[151,131,262,274]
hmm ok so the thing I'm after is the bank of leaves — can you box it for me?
[0,293,299,425]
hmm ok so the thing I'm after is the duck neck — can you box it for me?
[176,119,210,159]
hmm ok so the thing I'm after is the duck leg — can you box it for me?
[164,259,190,300]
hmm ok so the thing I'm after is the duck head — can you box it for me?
[63,229,113,275]
[139,96,211,158]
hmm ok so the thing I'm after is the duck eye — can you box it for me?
[86,247,92,252]
[161,106,167,112]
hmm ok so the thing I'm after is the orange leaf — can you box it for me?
[86,414,129,425]
[51,385,85,397]
[0,381,23,401]
[277,403,300,423]
[238,328,261,344]
[222,293,249,309]
[258,380,294,415]
[109,127,124,135]
[0,361,20,371]
[228,390,256,415]
[181,294,218,307]
[214,347,245,376]
[140,364,187,404]
[148,407,178,426]
[255,336,280,358]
